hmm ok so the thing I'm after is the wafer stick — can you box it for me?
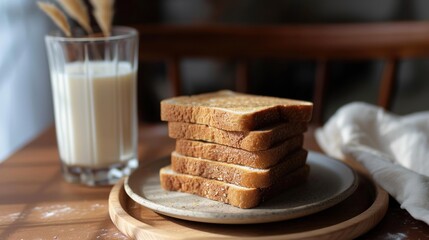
[57,0,93,34]
[90,0,114,37]
[38,2,71,37]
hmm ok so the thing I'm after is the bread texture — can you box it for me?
[160,165,309,208]
[171,149,307,188]
[168,122,307,151]
[161,90,313,131]
[175,135,303,169]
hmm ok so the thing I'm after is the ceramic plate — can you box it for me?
[124,151,358,224]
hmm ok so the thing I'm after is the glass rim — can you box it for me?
[45,26,137,42]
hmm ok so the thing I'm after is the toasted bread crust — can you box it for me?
[161,90,313,131]
[171,149,307,188]
[160,165,310,209]
[175,135,304,169]
[168,122,307,151]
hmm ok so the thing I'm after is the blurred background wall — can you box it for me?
[0,0,54,161]
[114,0,429,122]
[1,0,428,161]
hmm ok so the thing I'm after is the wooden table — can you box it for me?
[1,124,428,239]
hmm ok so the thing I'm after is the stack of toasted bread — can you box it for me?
[159,90,313,208]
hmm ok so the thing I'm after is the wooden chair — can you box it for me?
[133,22,429,124]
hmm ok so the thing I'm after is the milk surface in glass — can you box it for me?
[51,61,137,168]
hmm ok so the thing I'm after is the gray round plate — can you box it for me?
[124,151,358,224]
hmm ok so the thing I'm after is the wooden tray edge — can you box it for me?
[109,176,388,240]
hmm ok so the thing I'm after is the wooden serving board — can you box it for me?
[109,171,388,240]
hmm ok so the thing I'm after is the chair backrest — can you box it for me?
[134,22,429,124]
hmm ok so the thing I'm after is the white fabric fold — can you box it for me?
[315,102,429,224]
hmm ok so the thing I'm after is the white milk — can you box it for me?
[51,61,137,168]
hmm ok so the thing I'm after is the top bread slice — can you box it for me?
[161,90,313,131]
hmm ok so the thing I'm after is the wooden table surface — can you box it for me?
[1,124,428,240]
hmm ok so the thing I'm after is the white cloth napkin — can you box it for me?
[315,102,429,224]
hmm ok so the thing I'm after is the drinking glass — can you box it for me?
[45,27,139,186]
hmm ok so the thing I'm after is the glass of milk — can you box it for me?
[45,27,139,186]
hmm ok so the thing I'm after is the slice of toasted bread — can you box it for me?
[160,165,310,209]
[168,121,307,151]
[171,149,307,188]
[161,90,313,131]
[175,135,303,169]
